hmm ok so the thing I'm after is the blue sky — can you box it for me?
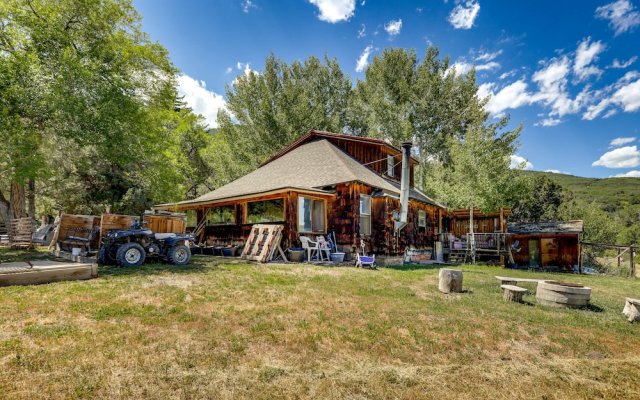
[134,0,640,178]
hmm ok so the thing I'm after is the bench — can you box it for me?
[495,276,544,286]
[623,298,640,323]
[501,284,528,303]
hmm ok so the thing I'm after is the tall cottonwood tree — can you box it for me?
[217,54,352,179]
[0,0,187,219]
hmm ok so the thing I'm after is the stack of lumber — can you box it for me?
[0,222,8,245]
[9,218,34,249]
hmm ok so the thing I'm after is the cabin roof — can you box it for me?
[260,129,420,167]
[507,220,584,235]
[166,139,442,207]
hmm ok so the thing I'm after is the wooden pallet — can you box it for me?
[9,218,34,249]
[241,224,288,263]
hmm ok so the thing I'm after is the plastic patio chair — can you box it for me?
[316,236,332,260]
[300,236,322,261]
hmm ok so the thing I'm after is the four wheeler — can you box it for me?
[98,221,194,267]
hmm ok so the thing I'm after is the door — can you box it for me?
[528,239,540,268]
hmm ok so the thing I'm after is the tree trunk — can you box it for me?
[438,268,463,293]
[0,190,10,226]
[10,181,26,219]
[28,178,36,218]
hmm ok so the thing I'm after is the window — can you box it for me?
[185,209,197,228]
[298,196,325,233]
[206,206,235,226]
[246,199,284,224]
[387,155,395,177]
[359,194,371,235]
[418,210,427,228]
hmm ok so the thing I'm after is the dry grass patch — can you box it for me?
[1,249,639,399]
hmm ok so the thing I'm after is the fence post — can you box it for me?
[630,246,635,278]
[578,241,583,274]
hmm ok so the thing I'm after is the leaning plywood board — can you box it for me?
[0,260,97,286]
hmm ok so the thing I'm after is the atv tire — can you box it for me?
[116,242,146,267]
[167,244,191,265]
[98,246,115,266]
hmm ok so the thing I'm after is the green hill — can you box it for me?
[523,171,640,211]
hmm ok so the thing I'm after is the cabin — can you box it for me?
[156,130,447,260]
[507,220,584,272]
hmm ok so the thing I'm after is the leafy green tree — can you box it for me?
[217,54,352,179]
[559,199,620,244]
[511,175,567,222]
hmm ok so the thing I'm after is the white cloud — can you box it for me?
[612,78,640,111]
[510,155,534,170]
[595,0,640,36]
[384,19,402,36]
[358,24,366,38]
[610,137,636,146]
[573,37,605,81]
[242,0,256,13]
[450,60,500,75]
[225,67,233,74]
[475,50,502,62]
[535,118,563,127]
[177,74,227,128]
[355,45,373,73]
[499,70,517,80]
[611,170,640,177]
[231,62,258,86]
[448,1,480,29]
[592,145,640,168]
[309,0,355,23]
[610,56,637,68]
[544,169,564,174]
[483,80,533,115]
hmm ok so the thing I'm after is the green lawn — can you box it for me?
[1,248,639,399]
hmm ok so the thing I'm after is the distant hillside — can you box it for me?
[522,171,640,211]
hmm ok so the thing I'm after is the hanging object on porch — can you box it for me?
[241,224,288,263]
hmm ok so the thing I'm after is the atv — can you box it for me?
[98,221,194,267]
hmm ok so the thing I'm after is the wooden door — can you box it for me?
[528,239,540,267]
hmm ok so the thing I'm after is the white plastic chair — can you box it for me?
[300,236,322,261]
[355,240,375,269]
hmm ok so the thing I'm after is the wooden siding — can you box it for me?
[511,233,580,271]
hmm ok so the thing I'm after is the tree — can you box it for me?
[349,47,488,187]
[217,54,352,179]
[511,175,567,222]
[424,120,525,261]
[0,0,182,218]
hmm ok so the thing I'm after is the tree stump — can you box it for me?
[438,269,463,293]
[501,284,528,303]
[623,298,640,323]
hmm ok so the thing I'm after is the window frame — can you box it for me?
[418,210,427,228]
[359,194,372,236]
[205,205,236,226]
[297,195,327,234]
[245,198,285,224]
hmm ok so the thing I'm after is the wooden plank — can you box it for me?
[0,260,97,286]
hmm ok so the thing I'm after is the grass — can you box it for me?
[1,248,639,399]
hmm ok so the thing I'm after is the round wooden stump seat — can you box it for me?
[501,284,528,303]
[623,298,640,323]
[438,268,463,294]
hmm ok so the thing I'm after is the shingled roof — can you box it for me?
[508,220,584,234]
[170,139,442,207]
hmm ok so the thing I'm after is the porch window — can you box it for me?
[246,199,284,224]
[418,210,427,228]
[298,196,325,233]
[185,209,197,228]
[359,194,371,236]
[206,206,235,226]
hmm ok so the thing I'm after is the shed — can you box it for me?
[507,220,584,271]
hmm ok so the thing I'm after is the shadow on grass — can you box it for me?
[384,263,443,271]
[581,303,605,313]
[98,258,215,277]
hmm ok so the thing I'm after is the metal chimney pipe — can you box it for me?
[395,142,412,232]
